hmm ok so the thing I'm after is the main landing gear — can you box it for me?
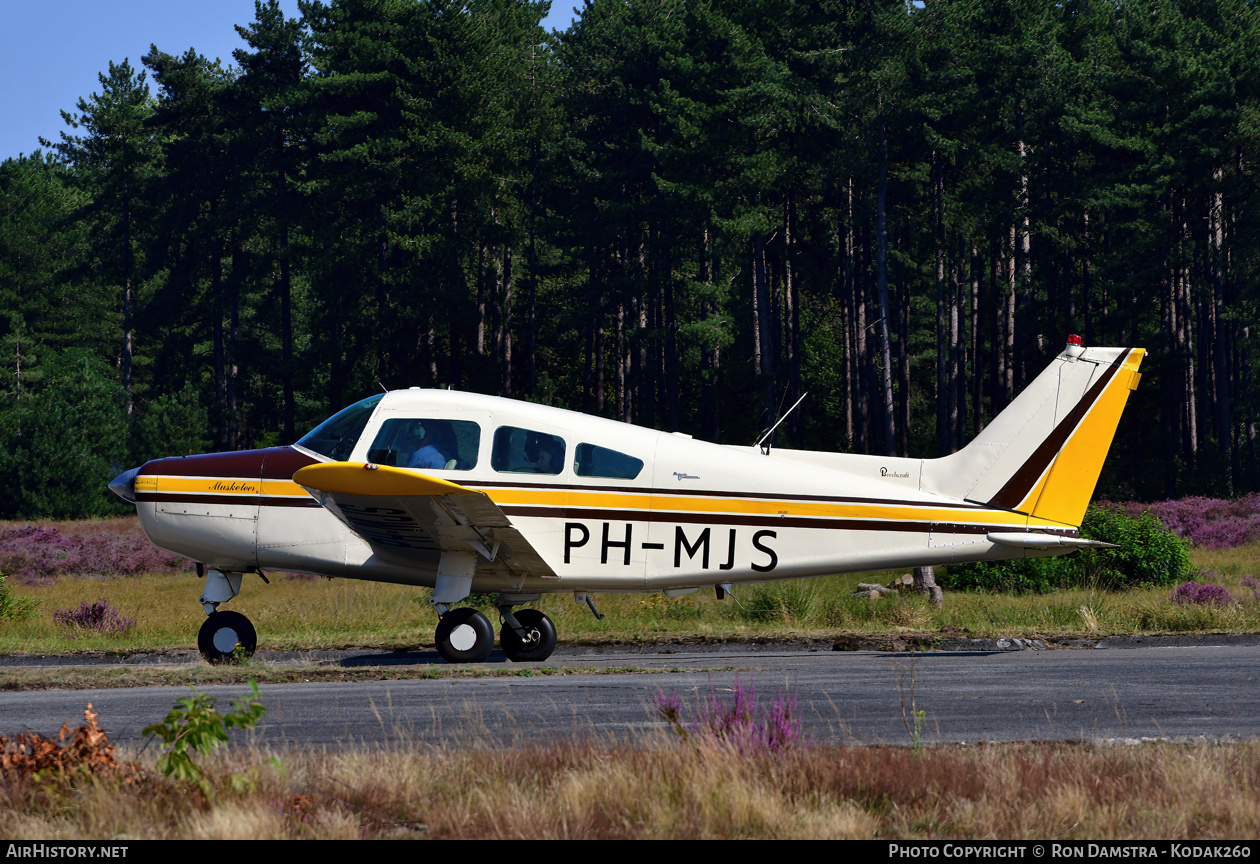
[433,607,497,663]
[498,608,558,663]
[429,598,559,664]
[196,567,260,665]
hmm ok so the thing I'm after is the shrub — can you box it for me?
[1102,494,1260,549]
[0,573,40,620]
[1076,506,1192,588]
[1243,575,1260,603]
[0,703,132,781]
[142,681,267,796]
[1169,581,1235,606]
[53,598,136,635]
[655,677,801,754]
[943,505,1190,594]
[0,523,188,583]
[737,580,817,622]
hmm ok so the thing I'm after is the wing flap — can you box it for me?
[293,462,558,579]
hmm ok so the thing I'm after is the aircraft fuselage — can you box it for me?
[133,389,1076,595]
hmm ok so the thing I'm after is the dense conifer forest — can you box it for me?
[2,0,1258,518]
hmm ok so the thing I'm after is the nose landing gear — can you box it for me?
[196,567,259,665]
[198,610,258,665]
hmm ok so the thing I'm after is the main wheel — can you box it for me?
[198,610,257,665]
[500,609,557,663]
[434,607,495,663]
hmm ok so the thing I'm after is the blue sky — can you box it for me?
[1,1,579,162]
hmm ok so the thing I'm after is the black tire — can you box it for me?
[434,607,495,663]
[198,610,257,665]
[500,609,557,663]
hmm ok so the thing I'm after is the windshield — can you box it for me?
[295,394,384,460]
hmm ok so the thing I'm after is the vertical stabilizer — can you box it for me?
[921,344,1144,528]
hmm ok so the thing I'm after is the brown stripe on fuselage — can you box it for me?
[136,493,319,508]
[261,446,319,478]
[463,481,989,511]
[137,447,320,508]
[140,446,315,479]
[986,351,1129,512]
[499,505,1077,536]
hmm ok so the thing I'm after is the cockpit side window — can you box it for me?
[491,426,566,475]
[574,443,644,479]
[296,394,384,460]
[368,418,480,470]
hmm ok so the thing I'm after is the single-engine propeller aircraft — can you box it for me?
[109,337,1143,664]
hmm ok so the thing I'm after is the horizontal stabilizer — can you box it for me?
[986,532,1118,550]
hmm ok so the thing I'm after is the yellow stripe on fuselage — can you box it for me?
[486,487,1051,528]
[141,476,312,498]
[143,472,1061,531]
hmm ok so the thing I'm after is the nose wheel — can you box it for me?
[198,610,257,665]
[434,607,495,663]
[500,609,557,662]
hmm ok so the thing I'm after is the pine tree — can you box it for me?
[44,59,159,416]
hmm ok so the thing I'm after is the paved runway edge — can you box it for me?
[4,632,1260,668]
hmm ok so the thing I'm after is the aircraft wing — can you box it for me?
[292,462,558,580]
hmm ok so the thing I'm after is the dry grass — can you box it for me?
[3,735,1258,839]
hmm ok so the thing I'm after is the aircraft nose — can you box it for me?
[108,466,141,504]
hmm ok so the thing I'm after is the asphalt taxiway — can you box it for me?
[3,637,1258,748]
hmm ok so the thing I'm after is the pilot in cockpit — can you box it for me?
[406,421,452,469]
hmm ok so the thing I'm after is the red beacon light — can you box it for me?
[1067,334,1083,346]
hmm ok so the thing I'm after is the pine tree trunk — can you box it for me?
[122,196,133,417]
[786,194,804,447]
[934,155,948,454]
[876,128,896,457]
[211,226,226,450]
[754,233,776,429]
[1211,177,1232,494]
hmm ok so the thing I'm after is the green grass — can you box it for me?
[2,542,1258,655]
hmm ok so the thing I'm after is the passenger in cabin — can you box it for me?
[535,437,563,475]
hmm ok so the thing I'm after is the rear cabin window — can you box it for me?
[296,394,384,460]
[367,419,480,470]
[574,443,644,480]
[491,427,566,475]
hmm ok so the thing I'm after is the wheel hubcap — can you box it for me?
[212,627,239,653]
[449,623,477,652]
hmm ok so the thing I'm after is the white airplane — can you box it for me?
[109,337,1143,664]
